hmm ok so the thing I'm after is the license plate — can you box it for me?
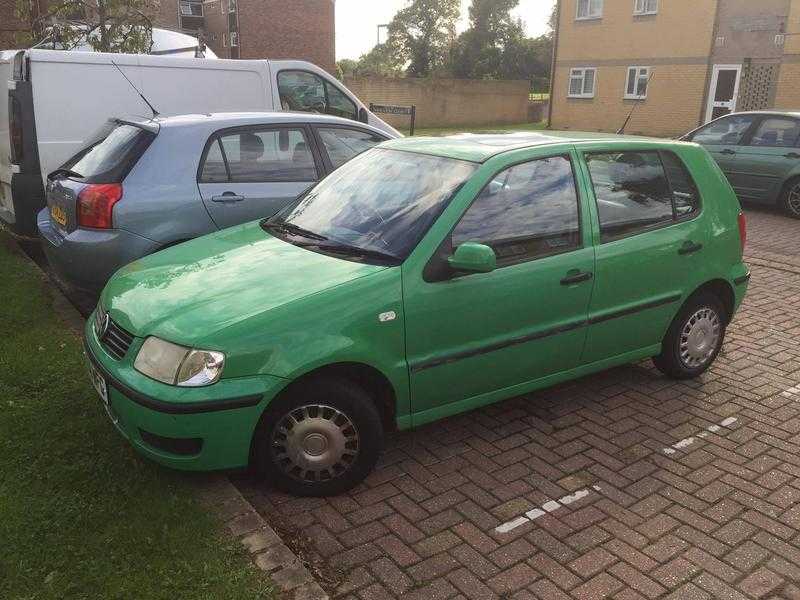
[50,204,67,227]
[86,358,119,426]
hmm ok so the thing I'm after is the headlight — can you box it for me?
[134,337,224,387]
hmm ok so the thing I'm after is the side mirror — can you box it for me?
[447,242,496,274]
[359,107,369,124]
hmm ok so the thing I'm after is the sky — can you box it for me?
[335,0,555,61]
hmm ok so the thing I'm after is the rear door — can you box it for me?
[688,114,758,199]
[578,147,706,364]
[311,125,388,171]
[197,125,323,229]
[729,115,800,203]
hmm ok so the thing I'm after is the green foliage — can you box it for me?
[0,234,275,600]
[337,42,406,78]
[386,0,461,77]
[15,0,159,53]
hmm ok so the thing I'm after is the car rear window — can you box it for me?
[62,123,155,183]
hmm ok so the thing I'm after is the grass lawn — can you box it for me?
[400,120,547,137]
[0,232,275,599]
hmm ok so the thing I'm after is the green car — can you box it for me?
[85,132,750,496]
[684,111,800,218]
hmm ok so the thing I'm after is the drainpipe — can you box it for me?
[699,0,723,126]
[547,0,561,129]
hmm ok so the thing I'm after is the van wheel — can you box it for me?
[653,292,726,379]
[254,377,383,496]
[780,178,800,219]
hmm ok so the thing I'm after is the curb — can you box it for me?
[4,231,328,600]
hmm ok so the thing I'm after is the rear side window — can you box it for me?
[63,123,154,183]
[199,127,318,183]
[748,117,800,148]
[317,128,386,169]
[452,155,581,267]
[586,150,700,242]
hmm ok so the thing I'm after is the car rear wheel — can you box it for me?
[653,292,726,379]
[254,377,383,496]
[780,178,800,219]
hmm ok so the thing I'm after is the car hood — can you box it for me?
[102,221,388,344]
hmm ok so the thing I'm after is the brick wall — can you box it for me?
[238,0,335,73]
[343,77,531,129]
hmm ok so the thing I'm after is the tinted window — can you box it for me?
[452,156,581,267]
[691,115,754,145]
[661,151,700,217]
[204,128,317,183]
[64,123,154,183]
[586,151,673,241]
[317,128,385,169]
[267,148,477,261]
[749,117,800,148]
[278,70,358,121]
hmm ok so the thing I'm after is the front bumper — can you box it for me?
[38,208,160,295]
[84,317,287,471]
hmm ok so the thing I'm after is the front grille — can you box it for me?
[99,317,134,360]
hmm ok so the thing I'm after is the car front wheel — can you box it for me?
[254,377,384,496]
[780,178,800,219]
[653,292,726,379]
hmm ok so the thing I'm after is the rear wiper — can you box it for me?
[316,241,401,265]
[48,168,84,181]
[261,220,328,241]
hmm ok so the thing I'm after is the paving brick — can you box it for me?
[487,563,539,596]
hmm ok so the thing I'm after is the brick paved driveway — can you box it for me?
[235,206,800,600]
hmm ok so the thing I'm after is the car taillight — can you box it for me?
[737,211,746,253]
[77,183,123,229]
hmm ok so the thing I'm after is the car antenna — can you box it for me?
[617,71,655,135]
[110,60,160,118]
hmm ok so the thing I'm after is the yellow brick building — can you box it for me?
[549,0,800,137]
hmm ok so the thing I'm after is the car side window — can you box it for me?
[748,117,800,148]
[691,115,754,145]
[586,150,700,242]
[200,128,317,184]
[278,70,358,121]
[451,155,581,268]
[317,128,386,169]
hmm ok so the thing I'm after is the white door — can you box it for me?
[705,65,742,123]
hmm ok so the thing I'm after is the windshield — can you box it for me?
[266,148,478,262]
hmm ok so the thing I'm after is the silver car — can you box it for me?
[38,112,393,295]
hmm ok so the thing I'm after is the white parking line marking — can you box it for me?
[494,485,601,534]
[662,417,738,455]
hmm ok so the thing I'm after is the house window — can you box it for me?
[179,0,202,16]
[633,0,657,15]
[230,31,239,47]
[568,68,596,98]
[576,0,603,20]
[625,66,650,99]
[229,0,237,12]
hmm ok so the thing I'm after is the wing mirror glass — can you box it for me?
[447,242,496,274]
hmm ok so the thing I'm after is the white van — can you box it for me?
[0,49,399,238]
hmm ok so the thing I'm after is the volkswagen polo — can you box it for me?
[84,132,750,496]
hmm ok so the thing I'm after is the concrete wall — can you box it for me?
[343,77,531,129]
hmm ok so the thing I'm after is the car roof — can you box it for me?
[118,111,386,133]
[723,110,800,119]
[380,130,674,163]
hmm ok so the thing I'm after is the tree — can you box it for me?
[386,0,460,77]
[16,0,160,54]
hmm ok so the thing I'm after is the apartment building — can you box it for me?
[549,0,800,137]
[165,0,335,72]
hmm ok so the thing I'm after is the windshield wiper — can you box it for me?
[261,220,328,241]
[314,241,401,265]
[48,168,84,181]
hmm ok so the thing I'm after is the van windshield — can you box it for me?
[60,122,155,183]
[264,148,478,263]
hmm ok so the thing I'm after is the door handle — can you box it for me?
[560,271,593,285]
[784,152,800,159]
[678,241,703,255]
[720,149,736,155]
[211,192,245,203]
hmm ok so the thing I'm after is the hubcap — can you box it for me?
[679,307,721,368]
[788,184,800,216]
[271,404,359,482]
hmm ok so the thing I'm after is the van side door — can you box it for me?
[197,124,323,229]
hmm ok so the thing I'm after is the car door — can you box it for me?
[728,115,800,203]
[197,125,322,229]
[312,126,389,171]
[403,151,595,422]
[688,114,758,199]
[579,147,706,364]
